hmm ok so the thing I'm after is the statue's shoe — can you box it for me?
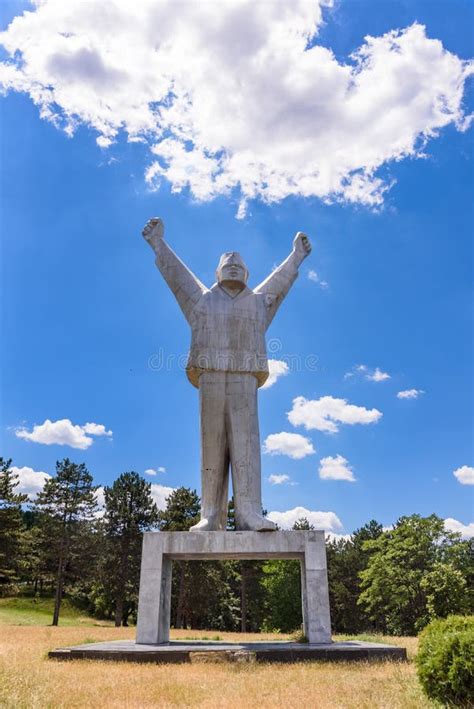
[235,513,277,531]
[189,517,223,531]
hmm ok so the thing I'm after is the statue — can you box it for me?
[142,218,311,532]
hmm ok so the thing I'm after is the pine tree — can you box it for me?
[32,458,97,625]
[0,458,28,594]
[158,487,200,628]
[102,472,159,626]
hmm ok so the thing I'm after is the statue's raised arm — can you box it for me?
[142,218,207,323]
[254,231,312,328]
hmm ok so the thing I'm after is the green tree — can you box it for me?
[102,472,159,626]
[0,458,28,594]
[261,518,314,633]
[327,519,383,633]
[158,488,240,630]
[32,459,97,625]
[358,514,471,635]
[158,487,200,628]
[421,562,469,621]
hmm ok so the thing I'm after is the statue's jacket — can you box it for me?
[155,239,299,388]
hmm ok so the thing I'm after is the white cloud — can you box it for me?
[82,422,113,437]
[268,474,291,485]
[308,270,328,289]
[261,359,289,390]
[0,4,472,215]
[144,465,166,476]
[319,454,355,481]
[150,483,176,510]
[263,432,315,460]
[366,367,390,382]
[94,486,105,517]
[453,465,474,486]
[15,418,112,449]
[146,466,166,475]
[345,364,390,381]
[444,517,474,539]
[94,486,105,507]
[10,465,51,499]
[288,395,382,433]
[397,389,425,399]
[268,507,343,531]
[326,532,352,542]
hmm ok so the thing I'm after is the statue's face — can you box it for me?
[216,252,248,287]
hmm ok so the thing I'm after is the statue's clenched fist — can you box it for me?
[142,217,164,253]
[293,232,312,262]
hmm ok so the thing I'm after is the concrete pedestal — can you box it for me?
[136,530,331,645]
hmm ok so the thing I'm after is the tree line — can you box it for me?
[1,457,472,635]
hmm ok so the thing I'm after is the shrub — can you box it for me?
[416,615,474,706]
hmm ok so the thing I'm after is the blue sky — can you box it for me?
[1,0,473,537]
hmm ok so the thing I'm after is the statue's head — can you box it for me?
[216,252,248,288]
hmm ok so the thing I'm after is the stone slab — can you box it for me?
[49,639,407,664]
[142,529,323,560]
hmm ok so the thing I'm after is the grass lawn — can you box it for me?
[0,598,430,708]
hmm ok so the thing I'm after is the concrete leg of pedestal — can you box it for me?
[301,535,332,643]
[136,535,172,644]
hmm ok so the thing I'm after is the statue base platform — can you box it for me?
[136,530,332,645]
[49,639,407,664]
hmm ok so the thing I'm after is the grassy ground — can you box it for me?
[0,596,114,627]
[0,598,430,708]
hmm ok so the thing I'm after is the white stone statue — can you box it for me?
[142,218,311,532]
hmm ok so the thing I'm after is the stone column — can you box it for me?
[300,532,332,643]
[136,534,172,645]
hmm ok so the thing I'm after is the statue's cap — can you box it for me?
[217,252,246,269]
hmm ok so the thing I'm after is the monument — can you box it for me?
[136,217,334,645]
[49,218,406,663]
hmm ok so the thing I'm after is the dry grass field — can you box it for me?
[0,624,431,709]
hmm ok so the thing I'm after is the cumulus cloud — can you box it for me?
[319,454,355,481]
[268,507,342,531]
[94,486,105,517]
[345,364,390,381]
[308,270,328,289]
[268,473,291,485]
[261,359,289,390]
[288,395,382,433]
[397,389,425,399]
[82,422,112,436]
[0,3,472,215]
[453,465,474,486]
[326,532,352,542]
[150,483,175,510]
[444,517,474,539]
[263,432,315,459]
[366,367,390,382]
[10,465,51,499]
[15,418,112,449]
